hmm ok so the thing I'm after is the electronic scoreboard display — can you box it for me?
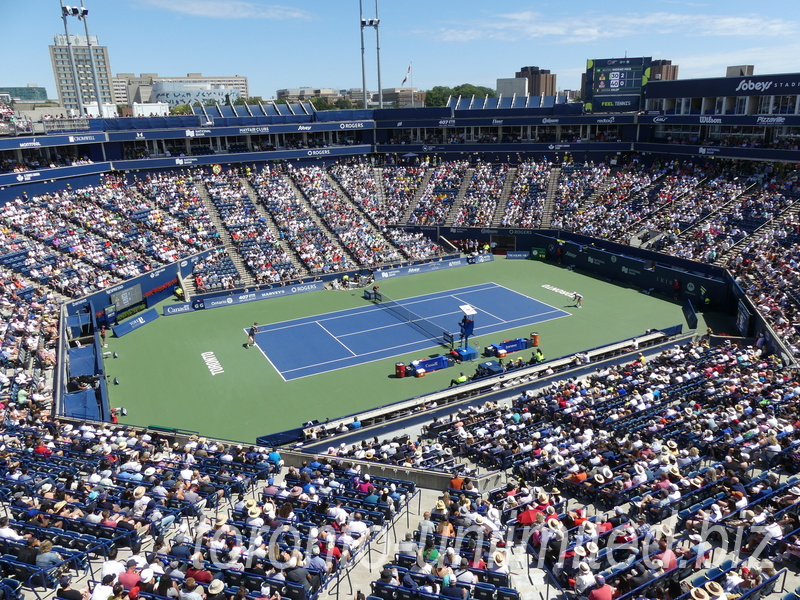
[584,57,652,113]
[110,284,143,311]
[589,58,650,95]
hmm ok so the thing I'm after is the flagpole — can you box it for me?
[410,61,414,107]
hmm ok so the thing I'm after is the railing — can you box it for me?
[42,118,91,134]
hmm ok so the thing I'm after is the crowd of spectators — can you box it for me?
[250,165,352,275]
[451,164,509,227]
[549,163,612,230]
[380,164,428,225]
[201,171,299,285]
[408,161,470,226]
[353,337,795,599]
[4,155,800,600]
[288,165,399,267]
[500,159,552,228]
[0,153,93,175]
[0,192,159,282]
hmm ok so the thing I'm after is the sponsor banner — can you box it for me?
[375,115,635,129]
[185,281,326,312]
[111,308,159,337]
[590,95,641,113]
[0,132,107,151]
[106,121,373,142]
[0,162,111,188]
[377,142,633,155]
[163,302,194,316]
[110,145,372,171]
[635,143,800,162]
[640,114,800,127]
[529,248,547,260]
[648,72,800,99]
[505,251,530,259]
[654,266,728,305]
[375,255,493,280]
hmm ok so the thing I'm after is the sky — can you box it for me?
[2,0,800,100]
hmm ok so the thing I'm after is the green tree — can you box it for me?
[192,101,202,107]
[203,99,218,107]
[309,97,333,111]
[334,98,353,110]
[233,96,265,105]
[170,104,193,115]
[452,84,496,98]
[423,84,497,107]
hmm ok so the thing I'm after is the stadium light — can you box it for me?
[60,1,104,117]
[358,1,383,109]
[59,0,85,116]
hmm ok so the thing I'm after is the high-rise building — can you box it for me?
[496,78,528,97]
[651,59,679,82]
[49,34,113,111]
[0,85,48,102]
[726,65,754,78]
[515,66,557,97]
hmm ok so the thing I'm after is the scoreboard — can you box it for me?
[585,57,652,113]
[110,283,143,311]
[591,58,648,95]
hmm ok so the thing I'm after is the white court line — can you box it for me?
[242,327,288,382]
[259,281,573,379]
[282,309,575,380]
[283,309,572,377]
[472,308,571,331]
[337,308,464,338]
[255,282,499,334]
[491,281,570,314]
[450,293,505,323]
[316,321,356,356]
[281,335,442,374]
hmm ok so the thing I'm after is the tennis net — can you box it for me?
[375,292,451,346]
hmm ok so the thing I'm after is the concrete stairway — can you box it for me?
[490,167,517,226]
[282,172,354,265]
[443,167,475,226]
[538,167,562,228]
[194,181,255,286]
[715,196,800,267]
[324,171,401,256]
[399,168,434,224]
[372,167,387,214]
[239,177,309,277]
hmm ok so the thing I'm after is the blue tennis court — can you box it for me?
[247,282,571,380]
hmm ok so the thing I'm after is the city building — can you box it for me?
[650,59,679,82]
[558,89,581,102]
[515,66,557,97]
[726,65,754,77]
[496,78,528,97]
[49,34,114,111]
[151,81,240,108]
[0,85,48,103]
[113,73,249,106]
[377,88,424,108]
[276,87,342,103]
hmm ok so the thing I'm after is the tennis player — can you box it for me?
[246,322,258,348]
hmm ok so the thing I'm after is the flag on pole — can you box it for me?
[401,63,411,86]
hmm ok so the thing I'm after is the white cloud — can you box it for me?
[671,43,800,79]
[137,0,311,20]
[427,11,798,44]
